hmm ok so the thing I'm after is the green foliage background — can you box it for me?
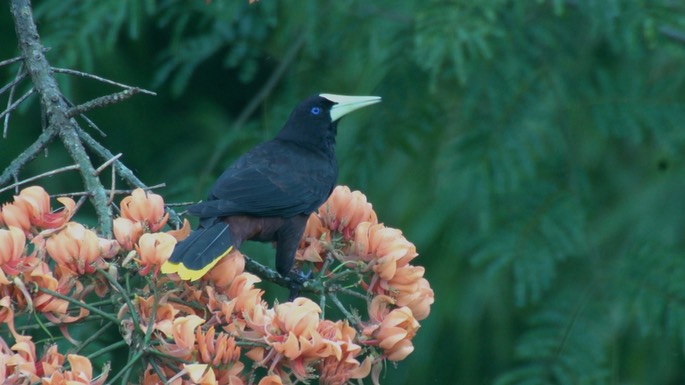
[2,0,685,384]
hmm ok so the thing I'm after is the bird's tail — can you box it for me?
[160,221,233,281]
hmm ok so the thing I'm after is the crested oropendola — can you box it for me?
[161,93,381,286]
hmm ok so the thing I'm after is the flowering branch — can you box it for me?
[0,184,434,385]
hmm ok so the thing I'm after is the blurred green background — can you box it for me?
[3,1,685,384]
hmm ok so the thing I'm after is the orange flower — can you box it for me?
[318,186,377,238]
[258,375,283,385]
[37,345,65,378]
[0,226,26,276]
[120,188,168,232]
[363,304,419,361]
[273,297,321,338]
[113,217,144,250]
[41,354,109,385]
[0,186,75,233]
[318,321,372,385]
[129,295,180,337]
[184,363,216,385]
[226,272,262,300]
[196,326,241,366]
[214,360,246,385]
[353,222,417,282]
[5,337,40,383]
[0,201,31,233]
[0,296,21,341]
[205,250,245,288]
[26,262,89,323]
[141,365,183,385]
[394,277,434,321]
[19,186,75,229]
[135,233,176,276]
[170,315,205,357]
[45,223,112,275]
[298,214,330,263]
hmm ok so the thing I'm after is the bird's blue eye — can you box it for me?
[310,107,321,115]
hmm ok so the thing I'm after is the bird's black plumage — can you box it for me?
[161,94,380,284]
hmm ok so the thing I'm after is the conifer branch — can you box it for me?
[9,0,112,234]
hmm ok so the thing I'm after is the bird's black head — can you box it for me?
[277,94,381,151]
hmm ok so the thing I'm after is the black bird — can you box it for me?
[161,94,381,284]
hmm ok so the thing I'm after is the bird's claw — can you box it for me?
[287,269,312,301]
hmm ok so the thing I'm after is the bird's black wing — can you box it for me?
[187,140,336,218]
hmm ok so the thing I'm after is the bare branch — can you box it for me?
[2,65,27,138]
[62,96,107,137]
[0,54,24,68]
[660,26,685,44]
[52,67,156,95]
[0,128,57,186]
[242,254,319,294]
[0,164,80,194]
[76,127,184,228]
[93,153,122,176]
[67,88,147,117]
[10,0,112,235]
[0,88,35,121]
[51,183,167,199]
[0,71,26,97]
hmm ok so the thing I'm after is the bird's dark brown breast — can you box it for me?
[225,215,287,247]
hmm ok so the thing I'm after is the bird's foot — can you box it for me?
[287,269,312,301]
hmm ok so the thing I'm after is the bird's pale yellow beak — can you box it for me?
[321,94,382,122]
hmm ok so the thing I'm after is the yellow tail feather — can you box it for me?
[161,246,234,281]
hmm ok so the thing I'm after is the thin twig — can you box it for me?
[72,322,115,354]
[51,183,167,198]
[37,287,120,324]
[328,292,359,327]
[4,63,29,138]
[242,254,319,294]
[72,195,88,214]
[660,26,685,44]
[0,164,79,194]
[86,340,128,360]
[104,349,143,385]
[52,67,156,95]
[335,286,370,301]
[148,359,169,384]
[96,267,142,335]
[4,63,26,138]
[62,95,107,137]
[0,47,49,67]
[0,55,24,68]
[0,127,57,186]
[0,71,26,96]
[109,158,117,204]
[67,88,147,117]
[165,201,196,207]
[76,127,184,228]
[0,87,35,121]
[94,153,122,176]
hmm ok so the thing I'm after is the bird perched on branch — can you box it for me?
[161,93,381,290]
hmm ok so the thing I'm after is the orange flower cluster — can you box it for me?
[0,187,176,384]
[1,185,433,385]
[0,187,107,333]
[0,336,109,385]
[301,185,434,360]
